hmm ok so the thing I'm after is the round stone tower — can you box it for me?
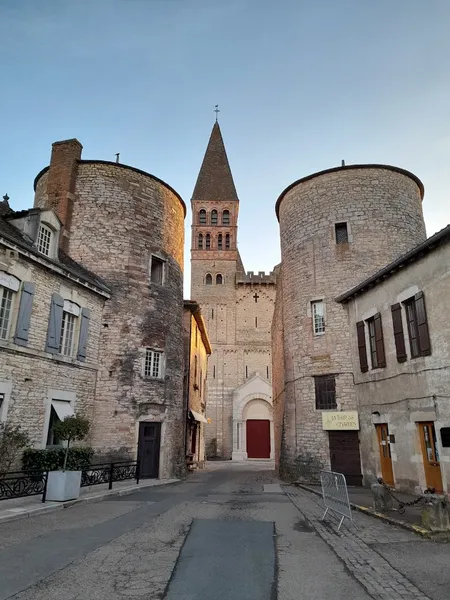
[274,164,426,479]
[34,141,186,478]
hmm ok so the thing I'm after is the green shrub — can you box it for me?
[22,447,94,473]
[0,422,31,475]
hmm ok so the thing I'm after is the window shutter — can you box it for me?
[14,282,35,347]
[356,321,368,372]
[46,293,64,354]
[391,303,407,363]
[77,307,90,362]
[373,312,386,368]
[415,291,431,355]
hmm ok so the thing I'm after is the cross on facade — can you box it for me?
[253,293,259,303]
[214,104,220,121]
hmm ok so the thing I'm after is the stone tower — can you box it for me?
[191,122,276,460]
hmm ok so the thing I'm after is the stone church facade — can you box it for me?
[190,123,276,460]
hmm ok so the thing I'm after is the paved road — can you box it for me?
[0,462,448,599]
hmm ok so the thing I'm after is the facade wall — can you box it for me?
[276,166,427,478]
[0,244,104,452]
[271,266,285,471]
[35,161,186,478]
[345,242,450,493]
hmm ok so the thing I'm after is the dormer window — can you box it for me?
[37,224,52,256]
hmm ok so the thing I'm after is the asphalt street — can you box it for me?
[0,462,448,599]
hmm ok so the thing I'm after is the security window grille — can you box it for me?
[368,318,378,368]
[314,375,336,409]
[59,311,75,356]
[144,349,163,378]
[0,286,13,339]
[312,301,325,334]
[211,210,218,225]
[150,256,164,284]
[222,210,230,225]
[335,222,348,244]
[37,224,52,256]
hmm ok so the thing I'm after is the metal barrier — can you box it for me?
[0,469,48,503]
[320,470,354,530]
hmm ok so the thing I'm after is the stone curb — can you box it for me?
[0,479,179,525]
[292,482,447,540]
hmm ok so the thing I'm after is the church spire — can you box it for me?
[192,122,239,202]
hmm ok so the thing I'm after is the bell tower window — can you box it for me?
[211,210,218,225]
[198,233,203,249]
[205,273,212,285]
[222,210,230,225]
[199,209,207,225]
[218,234,223,250]
[205,233,211,249]
[225,233,231,249]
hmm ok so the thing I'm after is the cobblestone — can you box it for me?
[284,486,431,600]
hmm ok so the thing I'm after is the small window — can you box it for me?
[225,233,231,249]
[199,209,207,225]
[312,300,325,335]
[218,233,223,250]
[335,222,348,244]
[366,314,386,369]
[37,224,52,256]
[216,274,223,285]
[440,427,450,448]
[314,375,336,409]
[205,234,211,250]
[0,286,14,340]
[211,210,218,225]
[213,365,216,379]
[144,349,163,378]
[205,273,213,285]
[245,365,248,378]
[150,256,164,284]
[255,316,258,328]
[222,210,230,225]
[59,311,76,356]
[198,233,203,249]
[367,318,378,368]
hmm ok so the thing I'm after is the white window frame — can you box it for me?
[149,255,165,285]
[42,390,75,448]
[0,381,12,423]
[0,273,20,342]
[37,223,53,256]
[143,348,164,379]
[0,286,15,341]
[311,300,325,335]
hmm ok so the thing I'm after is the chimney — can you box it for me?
[46,139,82,252]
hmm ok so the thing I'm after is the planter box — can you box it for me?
[46,470,82,502]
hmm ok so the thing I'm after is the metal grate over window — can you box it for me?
[144,349,162,378]
[0,286,13,340]
[314,374,337,409]
[37,224,52,256]
[335,222,348,244]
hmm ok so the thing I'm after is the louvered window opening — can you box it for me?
[205,234,211,249]
[37,224,52,256]
[211,210,218,225]
[222,210,230,225]
[225,234,230,249]
[314,375,337,409]
[59,311,75,356]
[218,234,223,250]
[199,210,207,225]
[145,349,162,378]
[405,299,420,357]
[0,286,13,339]
[335,223,348,244]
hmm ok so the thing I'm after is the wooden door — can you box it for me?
[246,420,270,458]
[375,424,395,487]
[418,422,443,492]
[138,422,161,478]
[328,430,363,486]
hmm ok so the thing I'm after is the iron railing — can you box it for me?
[0,469,48,503]
[81,461,140,490]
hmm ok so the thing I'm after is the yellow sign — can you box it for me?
[322,411,359,431]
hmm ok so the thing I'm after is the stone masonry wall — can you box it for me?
[277,166,427,477]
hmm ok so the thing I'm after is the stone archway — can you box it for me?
[231,375,274,461]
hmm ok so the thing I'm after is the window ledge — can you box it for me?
[142,375,165,382]
[0,339,98,371]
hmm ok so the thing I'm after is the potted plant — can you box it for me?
[45,415,90,502]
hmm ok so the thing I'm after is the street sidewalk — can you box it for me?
[0,478,179,524]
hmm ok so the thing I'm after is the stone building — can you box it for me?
[190,123,276,460]
[273,164,427,483]
[336,225,450,494]
[183,300,211,469]
[0,196,108,456]
[1,137,187,479]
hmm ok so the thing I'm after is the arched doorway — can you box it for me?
[244,399,271,458]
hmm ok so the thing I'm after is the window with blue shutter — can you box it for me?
[14,282,35,347]
[77,307,90,361]
[46,293,64,354]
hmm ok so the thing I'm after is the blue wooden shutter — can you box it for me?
[77,307,90,361]
[14,282,35,347]
[46,293,64,354]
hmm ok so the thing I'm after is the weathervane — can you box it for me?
[214,104,220,122]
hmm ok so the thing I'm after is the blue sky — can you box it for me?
[1,1,449,293]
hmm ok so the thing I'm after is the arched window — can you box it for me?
[198,233,203,249]
[211,210,218,225]
[216,274,223,285]
[222,210,230,225]
[205,233,211,249]
[218,233,223,250]
[225,233,231,249]
[199,209,207,225]
[205,273,212,285]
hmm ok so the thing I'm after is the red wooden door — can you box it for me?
[246,420,270,458]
